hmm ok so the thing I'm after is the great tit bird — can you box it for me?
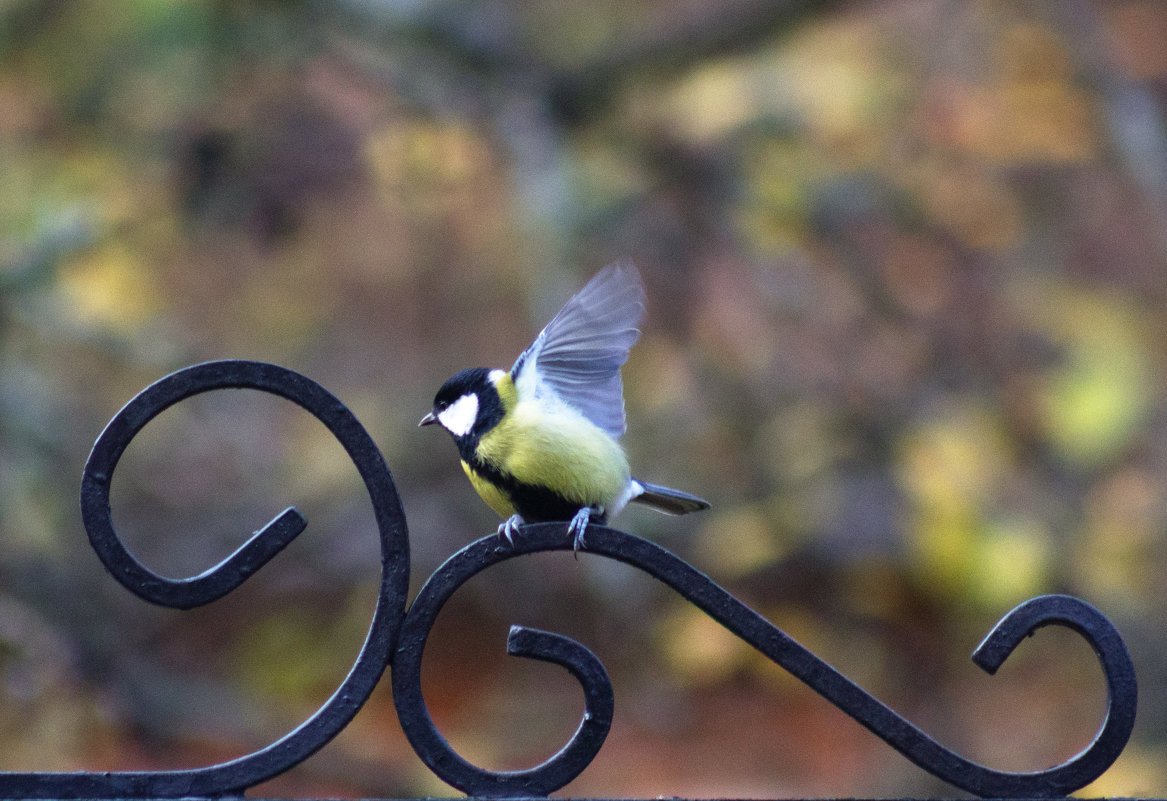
[420,262,710,549]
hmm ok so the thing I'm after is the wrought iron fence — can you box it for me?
[0,360,1140,798]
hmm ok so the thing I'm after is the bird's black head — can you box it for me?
[419,367,505,448]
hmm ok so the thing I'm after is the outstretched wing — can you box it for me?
[511,262,645,439]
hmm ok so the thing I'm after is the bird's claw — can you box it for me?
[567,507,592,553]
[497,510,593,552]
[497,514,524,545]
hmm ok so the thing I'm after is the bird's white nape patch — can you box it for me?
[488,368,506,384]
[437,393,479,437]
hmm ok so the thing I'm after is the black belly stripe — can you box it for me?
[466,457,603,523]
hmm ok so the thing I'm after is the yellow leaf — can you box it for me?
[58,241,159,331]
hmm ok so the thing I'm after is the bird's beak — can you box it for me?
[418,411,437,427]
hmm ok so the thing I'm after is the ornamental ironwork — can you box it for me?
[0,360,1138,798]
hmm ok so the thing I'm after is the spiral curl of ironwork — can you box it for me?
[0,361,411,798]
[0,360,1138,798]
[394,523,1137,799]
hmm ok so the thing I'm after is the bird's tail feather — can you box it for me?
[631,480,710,516]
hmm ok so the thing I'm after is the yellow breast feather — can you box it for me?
[461,460,515,518]
[477,397,630,509]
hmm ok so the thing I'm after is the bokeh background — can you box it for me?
[3,0,1167,796]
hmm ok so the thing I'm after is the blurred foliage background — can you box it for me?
[3,0,1167,796]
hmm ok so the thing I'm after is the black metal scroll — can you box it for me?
[0,361,410,799]
[0,360,1138,798]
[393,525,1137,798]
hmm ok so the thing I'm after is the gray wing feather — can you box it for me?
[512,262,645,438]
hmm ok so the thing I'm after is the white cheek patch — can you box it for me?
[437,393,479,437]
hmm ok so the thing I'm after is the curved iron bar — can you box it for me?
[393,522,1136,798]
[0,360,411,798]
[393,552,615,797]
[0,360,1138,797]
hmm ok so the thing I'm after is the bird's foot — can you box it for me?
[567,507,592,553]
[497,514,525,545]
